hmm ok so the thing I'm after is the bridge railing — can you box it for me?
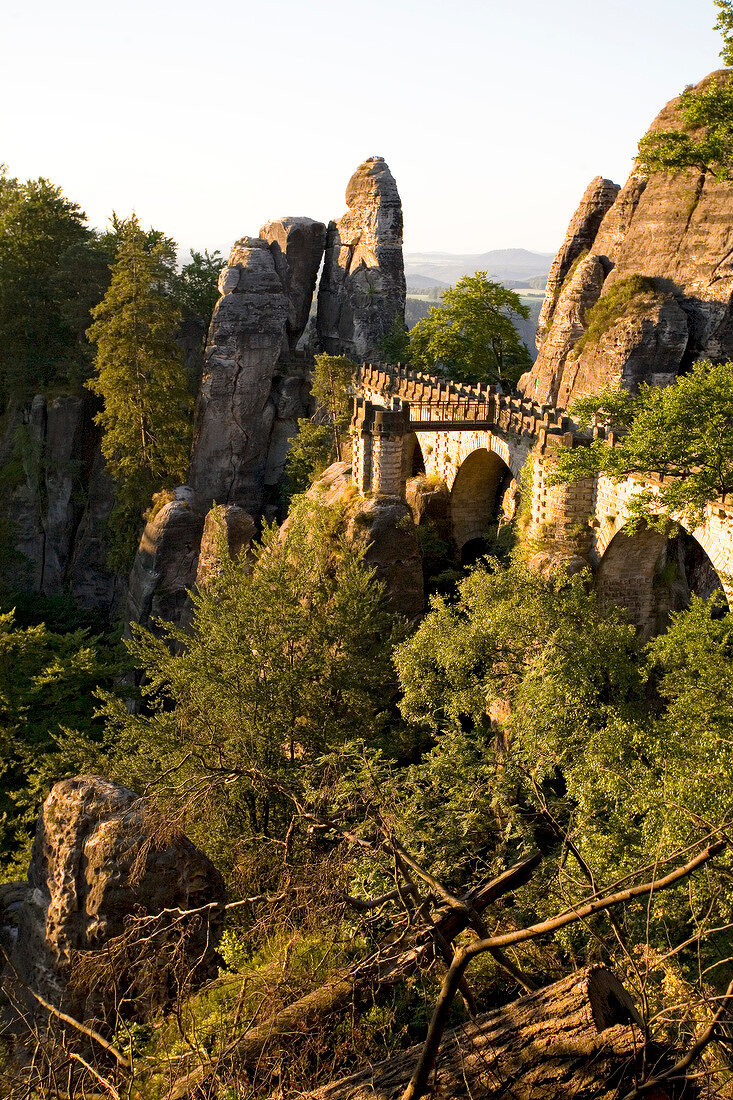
[408,399,495,424]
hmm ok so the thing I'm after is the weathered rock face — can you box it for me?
[521,71,733,408]
[189,237,289,514]
[522,255,607,406]
[196,503,256,589]
[1,776,225,1026]
[317,156,406,362]
[536,177,620,347]
[0,393,121,614]
[556,293,689,407]
[125,486,205,633]
[346,495,424,620]
[260,217,327,355]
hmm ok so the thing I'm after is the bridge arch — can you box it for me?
[450,446,516,560]
[596,520,728,638]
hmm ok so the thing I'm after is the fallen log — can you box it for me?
[301,966,690,1100]
[167,853,541,1099]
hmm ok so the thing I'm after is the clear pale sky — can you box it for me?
[0,0,723,257]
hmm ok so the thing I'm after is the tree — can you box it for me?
[715,0,733,65]
[173,248,224,328]
[0,610,121,874]
[86,215,193,565]
[310,353,357,462]
[408,273,532,386]
[0,168,111,401]
[637,6,733,181]
[549,360,733,531]
[92,494,399,870]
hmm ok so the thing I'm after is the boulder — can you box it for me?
[1,776,225,1027]
[536,177,619,347]
[317,156,406,362]
[188,237,288,515]
[125,486,205,632]
[346,495,424,620]
[259,217,327,354]
[196,503,256,589]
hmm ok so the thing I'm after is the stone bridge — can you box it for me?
[353,364,733,634]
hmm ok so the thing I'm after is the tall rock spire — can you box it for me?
[316,156,406,362]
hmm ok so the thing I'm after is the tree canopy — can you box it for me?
[86,214,193,564]
[549,360,733,531]
[0,168,111,401]
[637,5,733,180]
[408,272,532,386]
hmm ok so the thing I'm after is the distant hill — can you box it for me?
[406,273,449,290]
[404,248,554,287]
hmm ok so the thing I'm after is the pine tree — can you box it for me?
[86,215,193,564]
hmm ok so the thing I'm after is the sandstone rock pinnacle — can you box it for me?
[316,156,406,362]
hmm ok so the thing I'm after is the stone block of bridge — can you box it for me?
[352,398,408,497]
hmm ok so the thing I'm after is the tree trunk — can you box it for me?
[303,966,688,1100]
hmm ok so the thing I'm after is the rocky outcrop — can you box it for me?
[196,503,255,589]
[346,495,423,619]
[260,217,327,355]
[556,292,689,407]
[536,177,619,347]
[1,776,225,1027]
[0,393,121,614]
[304,461,424,619]
[317,157,406,362]
[522,255,607,406]
[189,237,289,515]
[125,486,205,632]
[521,71,733,408]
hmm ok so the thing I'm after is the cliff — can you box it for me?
[519,70,733,407]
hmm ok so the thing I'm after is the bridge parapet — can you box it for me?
[357,363,601,452]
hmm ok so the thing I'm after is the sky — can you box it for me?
[0,0,724,258]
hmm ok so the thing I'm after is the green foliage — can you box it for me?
[283,417,333,500]
[379,312,412,365]
[0,610,123,874]
[0,168,111,401]
[310,354,357,462]
[716,0,733,66]
[392,556,733,983]
[86,215,193,568]
[92,495,399,873]
[551,360,733,530]
[174,248,224,327]
[408,272,532,386]
[637,72,733,181]
[571,276,663,357]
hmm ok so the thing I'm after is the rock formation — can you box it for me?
[196,503,256,589]
[0,776,225,1029]
[0,394,121,614]
[520,71,733,407]
[307,460,423,619]
[536,176,620,347]
[125,486,205,633]
[260,217,327,355]
[188,237,290,514]
[317,156,406,362]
